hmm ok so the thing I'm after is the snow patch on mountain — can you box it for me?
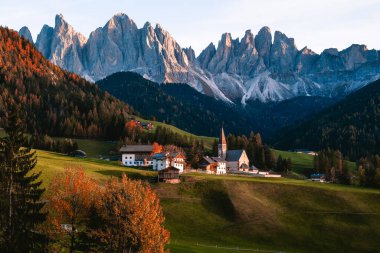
[29,13,380,104]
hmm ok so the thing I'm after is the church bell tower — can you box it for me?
[218,127,227,159]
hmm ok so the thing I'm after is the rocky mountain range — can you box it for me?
[19,13,380,103]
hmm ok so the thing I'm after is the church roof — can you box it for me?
[211,157,226,163]
[201,156,226,165]
[225,150,244,161]
[219,127,226,145]
[119,145,153,153]
[202,157,215,164]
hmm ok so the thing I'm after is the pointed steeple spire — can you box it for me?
[218,126,227,159]
[220,127,226,145]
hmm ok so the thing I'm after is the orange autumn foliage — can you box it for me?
[152,142,163,155]
[125,120,137,130]
[91,174,170,253]
[47,166,99,251]
[47,167,170,252]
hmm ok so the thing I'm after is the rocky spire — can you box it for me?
[32,13,380,103]
[255,26,272,66]
[18,26,33,43]
[270,31,298,73]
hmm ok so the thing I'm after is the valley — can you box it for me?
[0,3,379,252]
[34,149,380,253]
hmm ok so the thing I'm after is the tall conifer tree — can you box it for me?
[0,107,47,252]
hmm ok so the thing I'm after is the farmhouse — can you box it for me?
[152,152,186,173]
[218,127,250,172]
[158,166,180,183]
[119,145,153,166]
[199,156,227,174]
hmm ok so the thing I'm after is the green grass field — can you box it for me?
[53,137,117,157]
[35,150,156,187]
[136,117,216,150]
[274,149,356,175]
[35,150,380,253]
[41,117,216,156]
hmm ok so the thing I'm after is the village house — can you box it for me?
[140,122,154,130]
[199,156,227,174]
[158,167,180,184]
[152,152,186,173]
[119,145,153,167]
[218,127,250,172]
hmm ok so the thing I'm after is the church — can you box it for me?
[218,127,250,172]
[200,127,250,174]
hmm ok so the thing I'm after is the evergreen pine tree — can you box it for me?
[0,107,47,252]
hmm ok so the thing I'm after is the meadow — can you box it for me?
[35,150,380,253]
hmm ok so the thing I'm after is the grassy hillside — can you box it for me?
[35,150,156,187]
[35,150,380,253]
[52,121,215,155]
[163,175,380,253]
[137,118,216,150]
[274,149,356,175]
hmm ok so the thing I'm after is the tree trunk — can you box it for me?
[70,217,76,253]
[7,157,14,250]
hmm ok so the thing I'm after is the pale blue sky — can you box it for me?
[0,0,379,55]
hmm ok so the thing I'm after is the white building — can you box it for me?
[218,127,250,172]
[119,145,153,167]
[225,150,250,172]
[152,152,186,173]
[199,156,227,174]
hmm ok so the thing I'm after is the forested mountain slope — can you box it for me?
[0,27,133,139]
[274,79,380,159]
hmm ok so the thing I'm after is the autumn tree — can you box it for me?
[88,174,170,253]
[0,107,47,252]
[151,142,163,155]
[47,166,99,252]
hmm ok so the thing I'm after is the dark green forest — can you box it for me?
[97,72,334,138]
[274,79,380,159]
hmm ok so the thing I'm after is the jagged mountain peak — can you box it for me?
[322,48,339,56]
[220,32,233,46]
[143,21,152,29]
[273,31,296,47]
[30,14,380,104]
[113,12,128,18]
[55,13,65,21]
[53,13,87,46]
[241,30,254,45]
[54,14,68,29]
[107,12,136,29]
[258,26,272,34]
[300,46,316,55]
[18,26,33,43]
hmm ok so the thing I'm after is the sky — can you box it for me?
[0,0,379,55]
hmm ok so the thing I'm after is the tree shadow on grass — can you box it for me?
[95,170,155,181]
